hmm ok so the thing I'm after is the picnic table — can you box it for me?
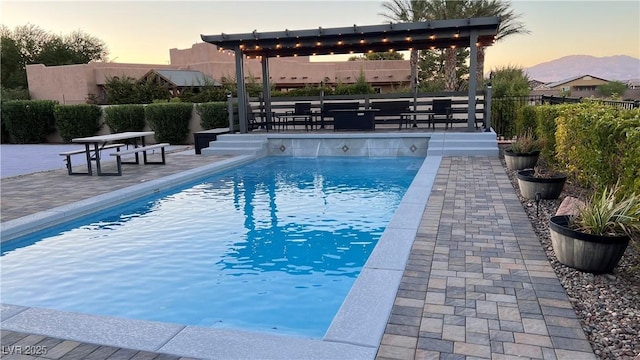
[63,131,168,176]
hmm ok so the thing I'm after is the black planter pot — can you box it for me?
[516,170,567,199]
[504,150,539,170]
[549,215,630,274]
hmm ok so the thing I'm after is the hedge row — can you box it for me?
[0,101,232,144]
[1,100,58,143]
[524,102,640,197]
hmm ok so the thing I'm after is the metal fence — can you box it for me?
[541,95,640,110]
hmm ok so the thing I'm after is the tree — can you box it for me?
[379,0,528,90]
[0,24,109,89]
[490,66,529,98]
[466,0,529,84]
[379,0,429,91]
[103,75,170,104]
[418,48,469,92]
[348,52,405,61]
[597,81,627,99]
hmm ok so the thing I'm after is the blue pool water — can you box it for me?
[1,156,422,337]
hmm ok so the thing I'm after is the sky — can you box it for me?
[1,0,639,71]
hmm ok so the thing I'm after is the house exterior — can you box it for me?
[627,79,640,89]
[25,42,411,105]
[544,74,610,94]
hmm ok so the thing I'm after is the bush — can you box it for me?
[1,87,30,102]
[534,104,565,166]
[196,102,228,129]
[54,104,102,142]
[554,103,640,196]
[515,105,537,135]
[104,105,146,133]
[1,100,58,143]
[145,103,193,144]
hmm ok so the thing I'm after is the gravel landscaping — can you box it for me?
[500,145,640,360]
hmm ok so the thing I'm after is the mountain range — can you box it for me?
[524,55,640,83]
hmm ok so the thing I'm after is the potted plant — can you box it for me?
[549,184,640,273]
[504,129,542,170]
[516,165,567,200]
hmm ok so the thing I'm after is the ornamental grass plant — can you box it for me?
[509,129,543,154]
[570,183,640,238]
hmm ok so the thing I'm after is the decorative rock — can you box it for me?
[556,196,585,216]
[501,144,640,360]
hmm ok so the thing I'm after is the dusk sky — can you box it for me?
[2,0,639,71]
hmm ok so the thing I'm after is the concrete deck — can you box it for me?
[0,143,595,360]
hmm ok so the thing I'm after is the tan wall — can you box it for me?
[27,64,93,105]
[26,42,413,103]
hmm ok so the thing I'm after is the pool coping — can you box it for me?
[0,153,441,359]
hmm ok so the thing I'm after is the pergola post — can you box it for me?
[467,30,478,131]
[261,56,273,129]
[234,45,248,133]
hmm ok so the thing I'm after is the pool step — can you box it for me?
[427,131,499,156]
[201,134,268,156]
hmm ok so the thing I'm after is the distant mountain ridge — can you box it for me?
[524,55,640,83]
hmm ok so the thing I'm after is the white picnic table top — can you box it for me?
[72,131,155,143]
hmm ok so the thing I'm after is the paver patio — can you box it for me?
[0,149,595,359]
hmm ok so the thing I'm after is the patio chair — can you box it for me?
[430,99,453,129]
[247,104,275,132]
[281,102,313,131]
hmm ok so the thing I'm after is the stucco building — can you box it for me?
[26,43,411,105]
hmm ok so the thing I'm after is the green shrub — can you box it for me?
[54,104,102,142]
[515,105,537,135]
[534,104,565,166]
[104,105,145,133]
[554,103,640,196]
[196,102,228,130]
[1,100,58,143]
[145,103,193,144]
[1,87,30,102]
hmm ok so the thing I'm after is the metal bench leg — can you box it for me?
[64,154,91,176]
[143,147,167,165]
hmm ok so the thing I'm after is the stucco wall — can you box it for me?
[27,64,93,105]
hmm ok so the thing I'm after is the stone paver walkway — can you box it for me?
[376,157,595,360]
[1,153,596,359]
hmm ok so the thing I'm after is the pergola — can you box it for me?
[201,16,501,132]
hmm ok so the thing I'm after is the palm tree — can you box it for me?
[421,0,468,91]
[379,0,429,90]
[467,0,529,84]
[380,0,528,91]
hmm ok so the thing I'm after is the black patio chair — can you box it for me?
[281,102,313,131]
[247,104,275,131]
[430,99,453,129]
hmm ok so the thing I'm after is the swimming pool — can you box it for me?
[1,156,422,338]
